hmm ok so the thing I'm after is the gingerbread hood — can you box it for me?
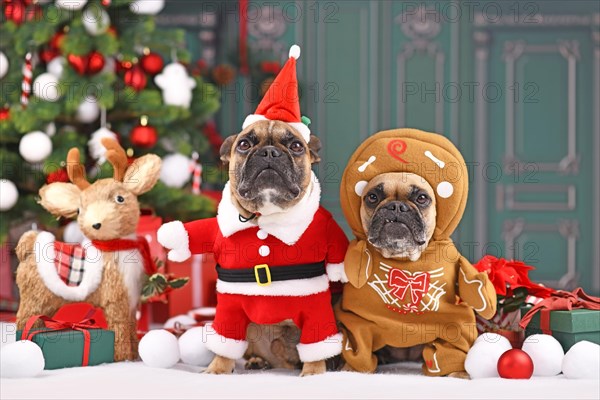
[340,128,468,241]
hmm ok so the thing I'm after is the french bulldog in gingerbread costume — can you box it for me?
[335,128,497,377]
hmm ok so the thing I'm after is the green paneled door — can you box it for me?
[473,10,599,293]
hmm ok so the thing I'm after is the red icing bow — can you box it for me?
[388,269,430,305]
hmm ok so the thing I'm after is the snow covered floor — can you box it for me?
[2,361,599,399]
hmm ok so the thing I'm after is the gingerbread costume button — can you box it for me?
[256,229,268,240]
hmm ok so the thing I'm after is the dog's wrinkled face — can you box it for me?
[360,172,436,261]
[220,120,321,215]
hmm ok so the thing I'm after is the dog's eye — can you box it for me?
[416,194,429,205]
[237,139,252,151]
[115,195,125,204]
[289,141,304,154]
[367,193,379,204]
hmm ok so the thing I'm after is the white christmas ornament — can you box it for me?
[155,63,196,108]
[0,51,8,79]
[63,221,85,243]
[139,329,180,369]
[522,334,564,376]
[45,122,57,137]
[464,333,512,379]
[102,57,116,74]
[179,327,214,367]
[562,341,600,379]
[82,6,110,36]
[20,131,53,163]
[0,340,45,378]
[129,0,165,15]
[88,127,117,163]
[33,73,60,102]
[47,56,65,78]
[0,180,18,211]
[55,0,87,10]
[76,97,100,123]
[160,153,192,188]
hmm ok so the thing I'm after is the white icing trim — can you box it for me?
[241,114,310,142]
[460,269,487,312]
[216,275,329,297]
[326,262,348,283]
[358,156,376,172]
[296,333,342,362]
[217,172,322,245]
[157,221,191,262]
[204,323,248,360]
[34,231,104,301]
[427,352,441,373]
[424,150,445,169]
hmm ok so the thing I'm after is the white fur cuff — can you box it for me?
[296,333,343,362]
[204,324,248,360]
[157,221,190,261]
[326,262,348,283]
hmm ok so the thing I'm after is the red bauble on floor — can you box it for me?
[497,349,534,379]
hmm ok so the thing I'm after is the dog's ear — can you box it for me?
[220,134,238,164]
[308,135,321,164]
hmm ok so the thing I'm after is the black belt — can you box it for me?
[216,262,326,286]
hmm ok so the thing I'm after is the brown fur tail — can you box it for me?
[15,230,38,262]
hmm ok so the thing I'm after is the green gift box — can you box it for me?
[521,306,600,352]
[17,328,114,370]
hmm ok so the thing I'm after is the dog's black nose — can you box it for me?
[258,146,281,158]
[92,223,102,230]
[386,202,409,212]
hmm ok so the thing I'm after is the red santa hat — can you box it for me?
[241,44,310,142]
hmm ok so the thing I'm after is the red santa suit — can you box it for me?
[158,174,349,362]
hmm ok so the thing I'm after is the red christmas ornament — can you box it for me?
[39,48,60,64]
[4,0,25,25]
[130,116,157,148]
[67,53,88,75]
[50,31,66,52]
[106,25,117,37]
[124,65,147,91]
[497,349,534,379]
[86,52,105,75]
[140,52,164,75]
[46,168,70,184]
[0,107,10,121]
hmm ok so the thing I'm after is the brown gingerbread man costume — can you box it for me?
[335,128,497,376]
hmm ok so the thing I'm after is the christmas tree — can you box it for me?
[0,0,223,243]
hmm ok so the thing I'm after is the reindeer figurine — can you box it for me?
[15,138,161,361]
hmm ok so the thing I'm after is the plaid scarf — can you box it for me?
[53,237,157,287]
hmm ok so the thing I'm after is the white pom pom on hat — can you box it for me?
[289,44,301,59]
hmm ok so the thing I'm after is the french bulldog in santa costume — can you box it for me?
[335,129,497,377]
[157,45,349,376]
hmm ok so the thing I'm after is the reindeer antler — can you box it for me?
[101,138,128,182]
[66,147,91,190]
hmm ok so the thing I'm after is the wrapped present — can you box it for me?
[520,288,600,352]
[17,311,114,370]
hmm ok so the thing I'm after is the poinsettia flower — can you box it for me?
[474,255,554,298]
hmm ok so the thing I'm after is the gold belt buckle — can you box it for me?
[254,264,271,286]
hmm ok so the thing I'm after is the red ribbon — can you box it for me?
[21,308,100,367]
[388,269,430,305]
[519,287,600,333]
[91,237,156,275]
[239,0,249,75]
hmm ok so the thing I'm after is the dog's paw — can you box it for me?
[245,356,271,370]
[300,360,326,376]
[448,371,470,379]
[204,355,236,375]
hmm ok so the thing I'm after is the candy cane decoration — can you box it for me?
[189,152,202,194]
[21,52,33,107]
